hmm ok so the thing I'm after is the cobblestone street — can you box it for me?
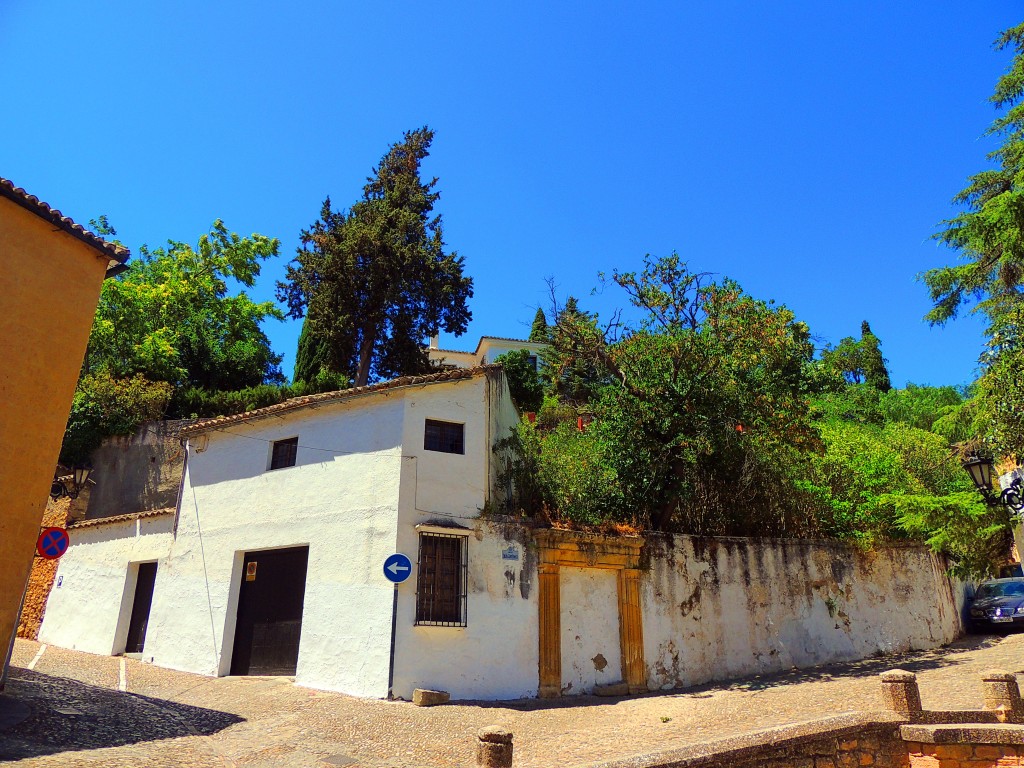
[2,634,1024,767]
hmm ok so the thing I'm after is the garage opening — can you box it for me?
[230,546,309,676]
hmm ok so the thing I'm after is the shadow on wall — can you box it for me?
[0,668,244,760]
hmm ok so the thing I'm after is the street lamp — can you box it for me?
[50,465,93,500]
[962,455,1024,513]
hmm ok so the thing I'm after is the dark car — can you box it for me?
[968,578,1024,631]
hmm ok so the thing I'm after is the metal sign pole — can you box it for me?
[387,585,398,699]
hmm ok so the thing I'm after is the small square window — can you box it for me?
[424,419,464,454]
[415,532,468,626]
[269,437,298,470]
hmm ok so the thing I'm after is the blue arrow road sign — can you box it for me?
[383,553,413,584]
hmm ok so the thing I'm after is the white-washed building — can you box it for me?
[40,366,536,699]
[426,335,546,371]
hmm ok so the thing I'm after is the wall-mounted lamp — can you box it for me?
[962,455,1024,514]
[50,465,93,500]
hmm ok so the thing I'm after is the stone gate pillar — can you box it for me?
[537,562,561,698]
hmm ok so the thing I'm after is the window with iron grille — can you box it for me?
[415,532,468,626]
[424,419,464,455]
[269,437,298,470]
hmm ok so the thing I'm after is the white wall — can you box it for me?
[389,520,539,701]
[478,339,546,365]
[642,536,966,691]
[39,515,174,655]
[390,372,537,701]
[143,392,408,697]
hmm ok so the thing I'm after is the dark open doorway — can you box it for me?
[230,546,309,676]
[125,562,157,654]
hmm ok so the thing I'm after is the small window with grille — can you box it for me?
[269,436,298,470]
[415,532,468,626]
[424,419,464,455]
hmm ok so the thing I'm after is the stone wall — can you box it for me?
[642,534,967,691]
[16,493,83,640]
[904,741,1024,767]
[81,420,189,522]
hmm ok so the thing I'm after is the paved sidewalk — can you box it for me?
[2,634,1024,767]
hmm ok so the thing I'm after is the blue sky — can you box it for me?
[3,2,1020,387]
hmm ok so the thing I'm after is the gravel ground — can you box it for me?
[3,633,1024,767]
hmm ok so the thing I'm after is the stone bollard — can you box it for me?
[476,726,513,768]
[981,669,1024,723]
[880,669,922,718]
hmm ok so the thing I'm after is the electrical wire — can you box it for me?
[187,445,222,670]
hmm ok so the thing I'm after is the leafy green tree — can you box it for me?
[922,23,1024,462]
[811,384,884,426]
[87,221,283,389]
[61,373,173,465]
[493,349,544,413]
[278,127,473,386]
[924,23,1024,326]
[975,322,1024,456]
[818,321,891,391]
[524,254,822,535]
[878,384,964,432]
[170,372,348,419]
[528,307,550,343]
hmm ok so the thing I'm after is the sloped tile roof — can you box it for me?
[68,507,174,529]
[0,177,130,266]
[178,365,500,438]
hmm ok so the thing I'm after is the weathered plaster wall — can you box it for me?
[560,566,622,695]
[38,514,174,655]
[83,420,188,521]
[642,535,965,691]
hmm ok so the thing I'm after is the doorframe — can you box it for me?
[113,560,158,656]
[534,530,646,698]
[225,543,311,677]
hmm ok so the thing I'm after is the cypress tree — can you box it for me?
[278,127,473,386]
[529,307,549,343]
[859,320,892,392]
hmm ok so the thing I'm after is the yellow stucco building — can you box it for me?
[0,178,128,683]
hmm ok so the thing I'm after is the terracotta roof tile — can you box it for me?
[0,177,130,266]
[68,507,174,530]
[178,365,500,438]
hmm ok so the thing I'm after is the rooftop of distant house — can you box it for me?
[0,177,130,272]
[427,335,547,356]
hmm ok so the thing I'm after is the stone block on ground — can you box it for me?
[411,688,450,706]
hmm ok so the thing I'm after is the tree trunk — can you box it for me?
[355,325,376,387]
